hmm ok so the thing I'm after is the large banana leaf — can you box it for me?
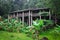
[33,20,44,30]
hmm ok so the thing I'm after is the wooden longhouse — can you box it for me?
[9,8,51,26]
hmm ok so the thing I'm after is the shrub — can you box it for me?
[0,19,22,32]
[32,19,54,40]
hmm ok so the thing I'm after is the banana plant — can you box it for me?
[0,19,22,32]
[32,19,54,40]
[33,19,44,40]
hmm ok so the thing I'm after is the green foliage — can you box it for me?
[0,31,33,40]
[33,19,54,30]
[39,12,49,16]
[53,25,60,33]
[32,19,54,40]
[0,19,22,32]
[43,20,54,25]
[33,19,44,30]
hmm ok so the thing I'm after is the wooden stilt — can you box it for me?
[29,10,30,26]
[49,10,51,20]
[31,12,32,26]
[13,13,15,18]
[22,12,24,26]
[8,14,9,23]
[17,12,18,20]
[20,17,21,22]
[39,11,41,20]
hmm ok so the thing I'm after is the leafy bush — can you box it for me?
[0,19,22,32]
[43,20,54,25]
[33,19,44,30]
[31,19,54,40]
[42,20,54,31]
[53,25,60,33]
[32,19,54,31]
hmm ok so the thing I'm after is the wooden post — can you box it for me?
[22,12,24,26]
[29,10,30,26]
[49,10,51,20]
[20,17,21,23]
[14,13,15,18]
[39,11,41,20]
[8,14,9,23]
[31,11,32,26]
[17,12,18,20]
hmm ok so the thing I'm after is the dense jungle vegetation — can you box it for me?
[0,0,60,40]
